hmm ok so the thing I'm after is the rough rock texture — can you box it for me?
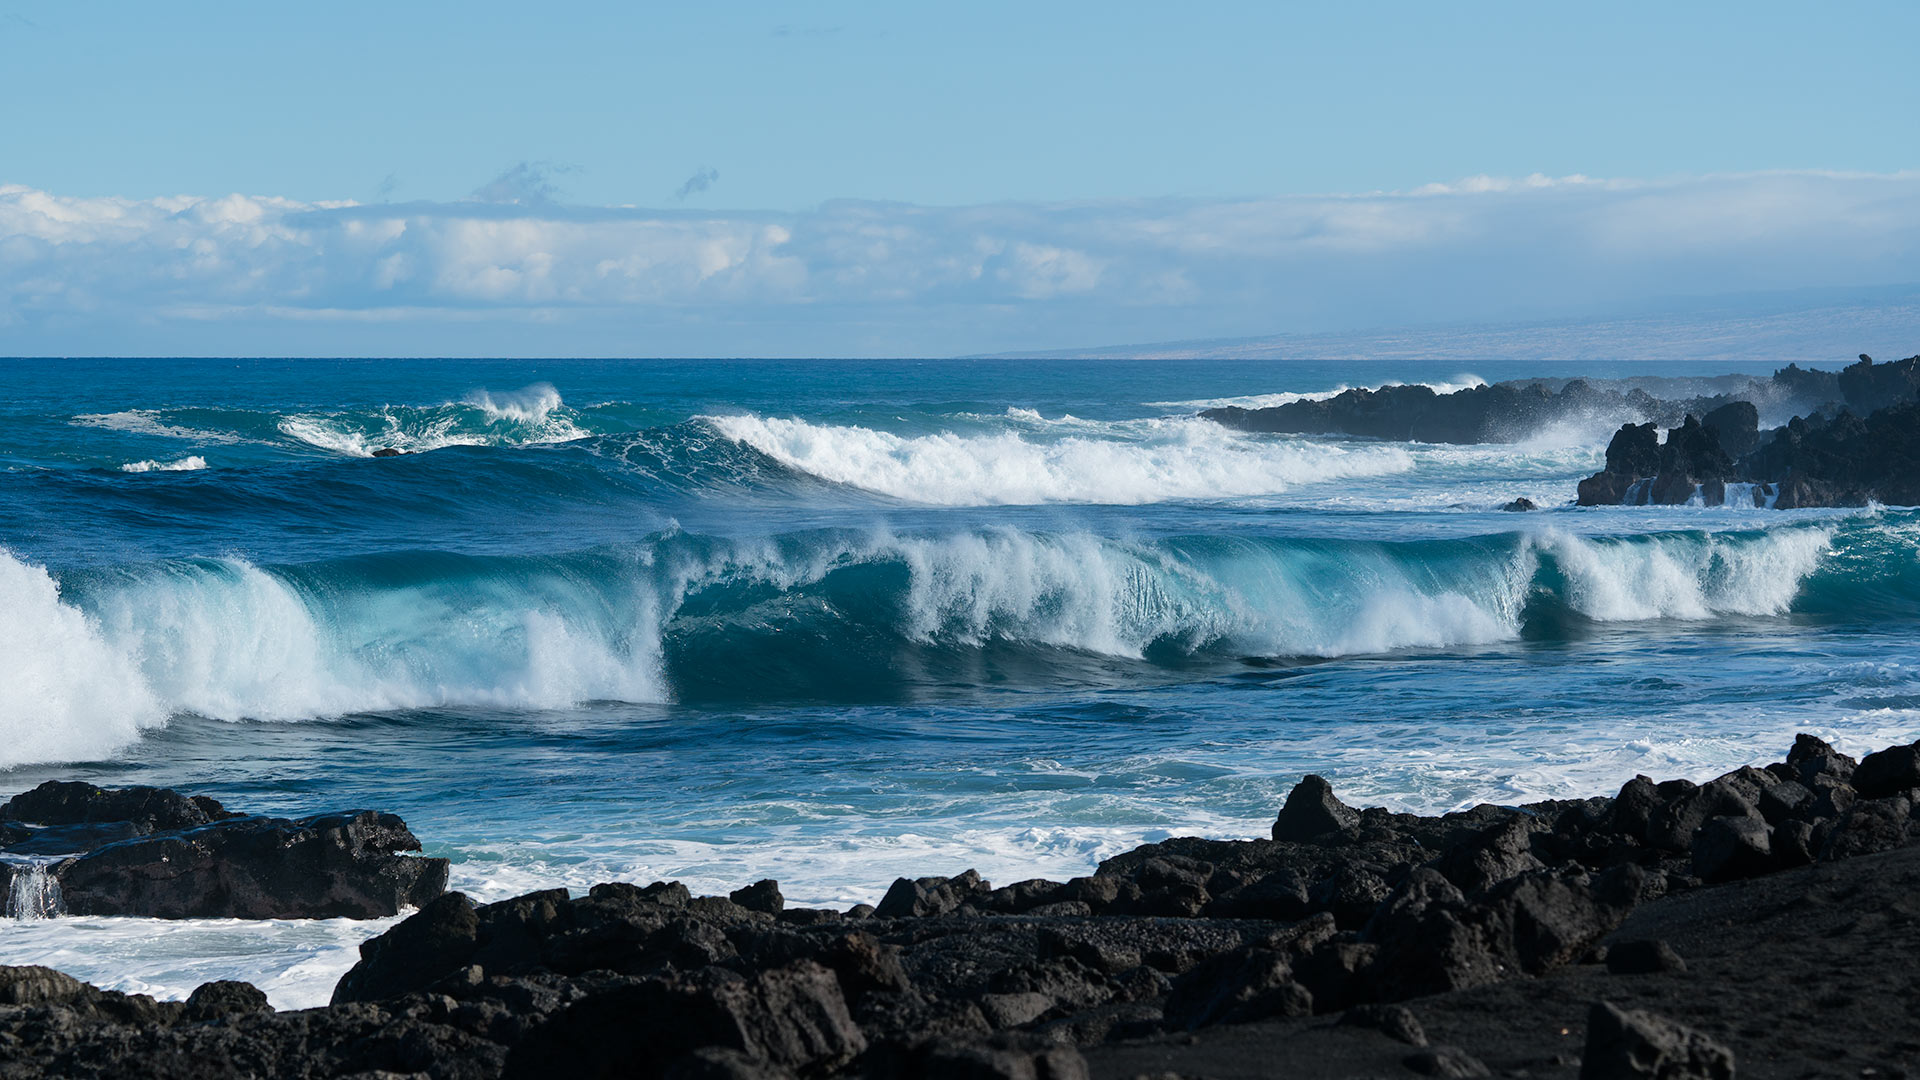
[0,782,447,919]
[1271,775,1360,841]
[1577,354,1920,508]
[7,733,1920,1077]
[1200,379,1754,446]
[1581,1002,1734,1080]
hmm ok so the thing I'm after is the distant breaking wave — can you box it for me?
[119,456,208,473]
[702,413,1415,504]
[2,516,1898,767]
[1151,376,1489,412]
[279,383,592,456]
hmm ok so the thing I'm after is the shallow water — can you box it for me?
[2,355,1915,1007]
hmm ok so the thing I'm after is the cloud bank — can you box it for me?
[2,171,1917,356]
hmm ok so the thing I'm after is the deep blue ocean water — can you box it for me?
[2,355,1917,1005]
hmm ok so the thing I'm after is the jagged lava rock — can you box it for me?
[1271,775,1359,841]
[1581,1001,1734,1080]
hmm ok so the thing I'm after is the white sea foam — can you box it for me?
[71,411,244,444]
[9,701,1919,1011]
[118,456,208,473]
[0,914,397,1011]
[465,382,565,424]
[0,553,166,768]
[279,383,591,456]
[703,413,1415,505]
[1542,527,1831,621]
[0,550,666,766]
[0,523,1843,768]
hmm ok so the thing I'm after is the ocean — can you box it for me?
[1,355,1915,1008]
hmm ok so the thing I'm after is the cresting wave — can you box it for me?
[4,518,1897,768]
[118,456,208,473]
[1151,376,1489,412]
[278,383,592,456]
[702,413,1416,504]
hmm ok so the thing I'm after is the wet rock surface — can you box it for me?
[1574,354,1920,508]
[3,734,1919,1077]
[1198,352,1920,509]
[0,781,448,919]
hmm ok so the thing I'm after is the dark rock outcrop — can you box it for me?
[9,731,1920,1076]
[1271,775,1359,841]
[1578,354,1920,508]
[0,781,447,919]
[1581,1001,1734,1080]
[1203,379,1670,445]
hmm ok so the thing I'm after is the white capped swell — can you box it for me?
[278,383,590,456]
[0,522,1848,768]
[119,456,208,473]
[702,413,1415,505]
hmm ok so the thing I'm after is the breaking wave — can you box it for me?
[702,413,1415,504]
[1153,376,1489,412]
[119,456,208,473]
[3,516,1900,767]
[279,383,591,456]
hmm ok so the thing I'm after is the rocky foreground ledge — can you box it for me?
[3,735,1919,1078]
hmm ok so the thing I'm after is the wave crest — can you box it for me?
[279,383,591,456]
[2,519,1871,767]
[702,413,1415,505]
[119,456,208,473]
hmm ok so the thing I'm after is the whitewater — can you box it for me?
[2,354,1917,1008]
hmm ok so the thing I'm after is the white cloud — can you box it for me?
[1,172,1917,356]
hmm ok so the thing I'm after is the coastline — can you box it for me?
[2,733,1916,1077]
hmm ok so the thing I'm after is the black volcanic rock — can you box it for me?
[1648,415,1737,504]
[1699,400,1760,459]
[1852,739,1920,798]
[55,810,448,919]
[1576,423,1661,505]
[1271,775,1359,841]
[1839,352,1920,414]
[0,782,447,920]
[1203,381,1621,444]
[182,979,273,1022]
[1581,1001,1734,1080]
[1604,938,1686,975]
[0,781,230,833]
[13,733,1920,1076]
[731,879,787,915]
[1577,354,1920,508]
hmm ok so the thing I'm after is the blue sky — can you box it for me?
[2,1,1917,356]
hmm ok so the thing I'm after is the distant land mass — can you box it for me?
[981,284,1920,366]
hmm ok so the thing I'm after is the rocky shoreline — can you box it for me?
[1202,353,1920,509]
[1,734,1918,1078]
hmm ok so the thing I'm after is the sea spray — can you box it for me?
[278,383,593,457]
[0,519,1875,767]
